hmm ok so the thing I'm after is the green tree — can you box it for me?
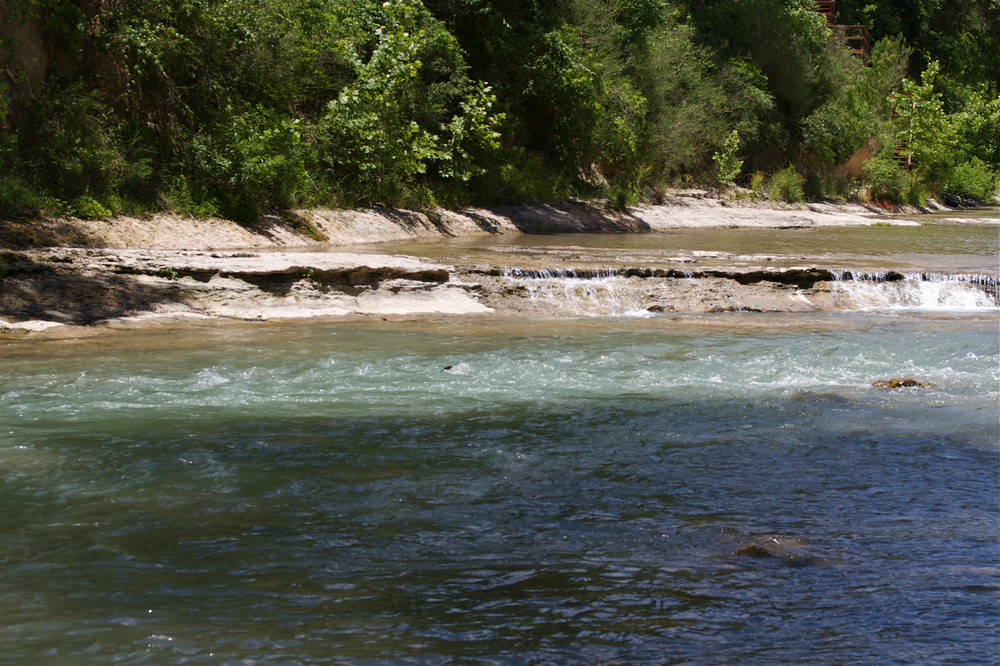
[801,35,912,166]
[317,0,502,202]
[891,60,954,180]
[834,0,999,103]
[889,60,999,202]
[682,0,859,170]
[949,89,1000,170]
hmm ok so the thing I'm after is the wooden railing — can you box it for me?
[814,0,869,57]
[831,25,869,57]
[890,93,915,170]
[815,0,836,24]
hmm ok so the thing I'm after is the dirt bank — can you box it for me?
[1,194,907,252]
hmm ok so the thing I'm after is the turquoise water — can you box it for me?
[1,313,998,665]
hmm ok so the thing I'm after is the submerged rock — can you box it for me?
[734,543,773,558]
[734,536,821,566]
[872,377,928,389]
[789,391,851,403]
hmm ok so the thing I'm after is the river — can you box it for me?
[1,224,998,665]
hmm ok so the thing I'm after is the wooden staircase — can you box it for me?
[814,0,869,57]
[889,93,915,171]
[815,0,836,23]
[816,1,902,173]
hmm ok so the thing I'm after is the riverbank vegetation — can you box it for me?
[0,0,997,222]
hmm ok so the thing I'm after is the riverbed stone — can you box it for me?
[872,378,929,388]
[735,543,773,558]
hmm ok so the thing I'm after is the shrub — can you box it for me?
[161,176,219,220]
[863,155,906,203]
[749,170,766,201]
[497,152,571,204]
[65,195,113,220]
[0,174,49,218]
[32,83,149,198]
[712,129,744,185]
[903,172,929,207]
[942,158,999,202]
[767,165,805,203]
[199,107,314,220]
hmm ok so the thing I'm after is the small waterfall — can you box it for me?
[501,268,650,316]
[502,267,621,280]
[501,267,999,314]
[831,271,1000,311]
[503,267,695,279]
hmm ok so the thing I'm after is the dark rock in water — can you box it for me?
[502,285,528,297]
[735,543,773,558]
[872,377,928,389]
[734,536,821,566]
[790,391,851,403]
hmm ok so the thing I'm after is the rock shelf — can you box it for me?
[1,198,996,332]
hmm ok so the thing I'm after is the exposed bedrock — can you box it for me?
[474,265,839,289]
[469,271,835,314]
[470,264,999,314]
[0,249,483,326]
[1,249,997,328]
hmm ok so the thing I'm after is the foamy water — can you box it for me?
[831,272,999,311]
[499,269,998,316]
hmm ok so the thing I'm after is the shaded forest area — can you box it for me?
[0,0,997,222]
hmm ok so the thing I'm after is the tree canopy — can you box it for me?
[0,0,996,219]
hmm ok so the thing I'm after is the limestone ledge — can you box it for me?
[4,245,996,333]
[1,197,996,331]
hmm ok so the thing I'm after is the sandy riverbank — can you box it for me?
[1,196,996,334]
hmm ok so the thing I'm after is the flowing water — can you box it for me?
[1,224,998,665]
[336,224,1000,273]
